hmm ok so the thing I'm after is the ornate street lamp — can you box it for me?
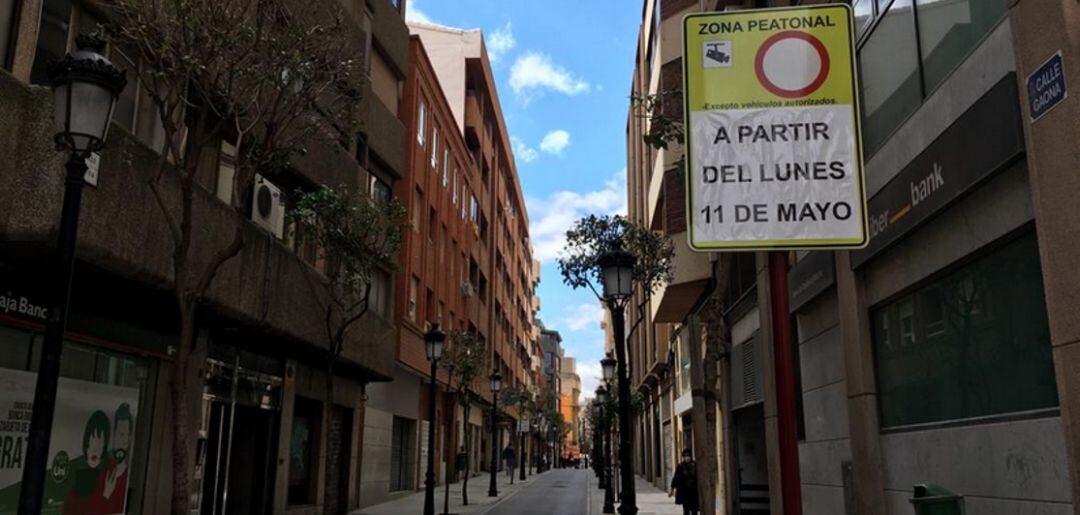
[597,385,615,514]
[601,352,617,384]
[19,34,126,515]
[488,370,502,497]
[598,249,635,300]
[423,324,445,515]
[598,248,639,515]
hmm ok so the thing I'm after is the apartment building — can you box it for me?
[357,20,539,508]
[626,0,1080,514]
[0,1,409,514]
[559,356,582,460]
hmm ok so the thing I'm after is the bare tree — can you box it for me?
[104,1,365,512]
[441,330,486,508]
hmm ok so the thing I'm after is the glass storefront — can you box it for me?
[0,324,157,514]
[872,232,1058,429]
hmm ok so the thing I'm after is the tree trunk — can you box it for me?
[688,258,732,515]
[170,305,199,515]
[462,400,470,506]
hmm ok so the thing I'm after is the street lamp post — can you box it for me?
[518,414,527,483]
[18,34,126,515]
[423,324,446,515]
[599,249,638,515]
[488,370,502,497]
[597,385,615,514]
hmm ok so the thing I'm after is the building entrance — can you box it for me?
[195,357,283,515]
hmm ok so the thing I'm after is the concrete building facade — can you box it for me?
[0,1,410,514]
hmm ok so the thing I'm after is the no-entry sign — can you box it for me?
[683,5,867,251]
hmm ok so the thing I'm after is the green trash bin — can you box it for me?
[910,484,965,515]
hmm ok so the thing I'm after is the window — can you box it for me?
[428,208,436,242]
[288,397,321,505]
[412,189,422,233]
[369,269,392,318]
[408,276,419,322]
[371,176,392,205]
[215,139,237,204]
[417,99,427,145]
[443,153,450,187]
[452,167,459,205]
[31,0,73,85]
[872,233,1057,429]
[440,225,447,264]
[425,288,435,324]
[431,126,439,169]
[859,0,921,154]
[858,0,1007,155]
[916,0,1006,93]
[470,196,479,222]
[1,0,17,69]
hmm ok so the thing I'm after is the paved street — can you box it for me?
[352,467,682,515]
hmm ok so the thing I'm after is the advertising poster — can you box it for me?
[0,368,139,515]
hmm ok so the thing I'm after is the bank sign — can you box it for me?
[683,5,867,251]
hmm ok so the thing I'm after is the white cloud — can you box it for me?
[512,136,538,164]
[486,22,516,64]
[526,171,628,263]
[561,303,604,331]
[509,52,590,100]
[539,130,570,155]
[577,361,603,400]
[405,1,434,24]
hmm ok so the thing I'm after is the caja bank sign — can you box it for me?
[851,75,1025,269]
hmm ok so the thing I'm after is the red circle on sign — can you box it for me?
[754,31,830,98]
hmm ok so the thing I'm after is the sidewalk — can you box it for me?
[587,470,682,515]
[350,468,534,515]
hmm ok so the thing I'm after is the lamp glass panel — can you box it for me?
[601,265,620,299]
[65,81,113,150]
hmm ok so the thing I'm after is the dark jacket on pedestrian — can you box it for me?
[671,460,700,510]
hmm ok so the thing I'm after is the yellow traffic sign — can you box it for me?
[683,5,868,251]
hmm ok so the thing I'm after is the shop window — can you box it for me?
[288,396,321,505]
[858,0,921,155]
[0,0,14,69]
[915,0,1006,94]
[872,233,1058,429]
[0,328,155,515]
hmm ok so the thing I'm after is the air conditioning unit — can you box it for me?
[251,174,284,238]
[461,281,475,298]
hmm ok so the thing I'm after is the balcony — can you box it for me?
[464,91,482,150]
[0,71,396,380]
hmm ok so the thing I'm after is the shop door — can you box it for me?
[200,402,279,515]
[196,358,282,515]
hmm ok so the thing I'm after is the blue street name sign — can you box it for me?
[1027,51,1067,122]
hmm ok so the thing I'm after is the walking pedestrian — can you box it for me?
[670,449,700,515]
[502,444,516,479]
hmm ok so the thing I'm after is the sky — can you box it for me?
[405,1,643,400]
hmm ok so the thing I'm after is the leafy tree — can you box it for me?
[290,185,406,512]
[440,330,486,507]
[105,1,364,512]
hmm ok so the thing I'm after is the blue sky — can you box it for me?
[406,1,643,399]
